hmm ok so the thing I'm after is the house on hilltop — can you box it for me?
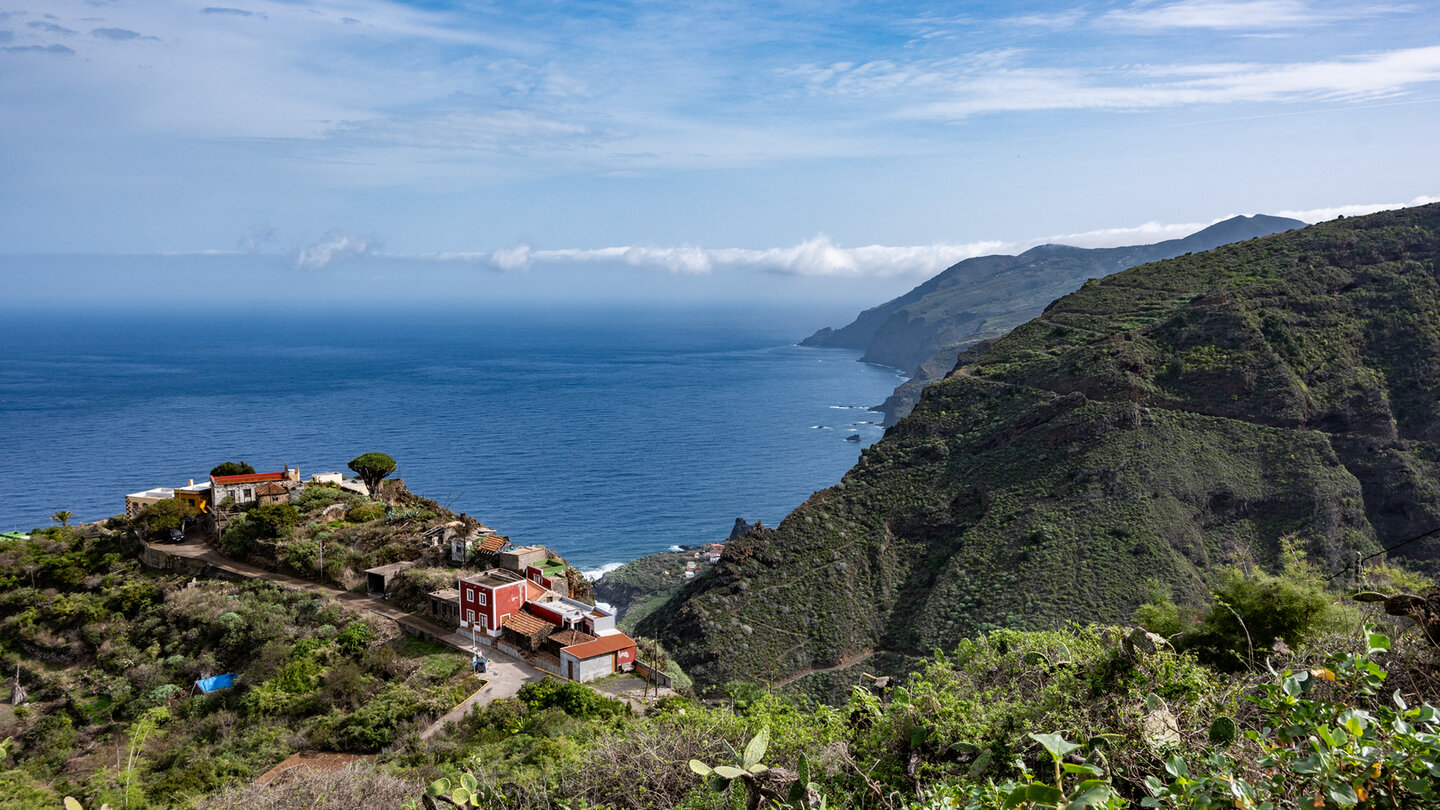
[211,466,300,508]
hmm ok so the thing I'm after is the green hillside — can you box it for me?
[803,214,1304,424]
[647,204,1440,692]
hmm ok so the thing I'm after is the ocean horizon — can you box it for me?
[1,303,903,570]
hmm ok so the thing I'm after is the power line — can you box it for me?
[1328,523,1440,583]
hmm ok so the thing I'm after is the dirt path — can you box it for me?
[773,648,875,688]
[158,539,549,712]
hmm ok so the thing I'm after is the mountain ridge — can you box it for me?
[803,214,1307,424]
[647,204,1440,696]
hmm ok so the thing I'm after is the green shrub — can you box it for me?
[1179,566,1334,671]
[248,504,300,539]
[518,678,627,720]
[281,540,321,574]
[337,621,376,656]
[346,503,387,523]
[1143,630,1440,809]
[384,507,433,524]
[133,499,194,541]
[210,461,255,477]
[293,485,362,512]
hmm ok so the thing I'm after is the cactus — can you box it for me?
[425,772,497,808]
[1208,715,1237,746]
[689,726,786,809]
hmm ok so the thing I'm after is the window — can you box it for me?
[465,610,474,623]
[479,591,487,606]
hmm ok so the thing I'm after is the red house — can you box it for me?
[559,632,637,681]
[457,570,528,637]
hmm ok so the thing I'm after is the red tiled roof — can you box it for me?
[254,481,288,495]
[525,581,549,601]
[477,534,508,553]
[211,472,287,484]
[502,611,552,637]
[562,632,636,660]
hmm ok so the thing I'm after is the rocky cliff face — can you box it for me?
[804,215,1306,425]
[648,205,1440,693]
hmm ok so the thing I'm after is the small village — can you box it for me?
[117,459,683,717]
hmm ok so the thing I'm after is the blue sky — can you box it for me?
[1,0,1437,290]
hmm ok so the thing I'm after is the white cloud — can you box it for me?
[1277,195,1440,222]
[1034,220,1216,249]
[874,45,1440,119]
[294,232,374,269]
[1106,1,1415,31]
[416,235,1006,277]
[1103,0,1332,30]
[398,202,1440,278]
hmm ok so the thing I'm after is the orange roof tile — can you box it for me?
[525,581,549,601]
[477,535,508,553]
[502,611,552,637]
[562,632,636,660]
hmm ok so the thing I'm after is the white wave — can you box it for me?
[594,600,617,615]
[668,544,683,552]
[811,425,833,430]
[583,561,624,580]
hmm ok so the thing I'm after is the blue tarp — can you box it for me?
[194,673,237,693]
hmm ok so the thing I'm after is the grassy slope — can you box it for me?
[646,204,1440,692]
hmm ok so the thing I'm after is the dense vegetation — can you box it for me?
[222,578,1439,809]
[217,481,457,590]
[0,524,473,808]
[6,521,1437,808]
[803,215,1304,424]
[648,205,1440,693]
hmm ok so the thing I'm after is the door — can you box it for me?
[566,659,574,680]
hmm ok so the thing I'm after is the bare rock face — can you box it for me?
[728,518,755,542]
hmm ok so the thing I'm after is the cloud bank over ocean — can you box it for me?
[290,196,1440,275]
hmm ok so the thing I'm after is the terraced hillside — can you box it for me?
[646,204,1440,694]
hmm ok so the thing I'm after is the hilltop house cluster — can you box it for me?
[125,463,638,684]
[416,539,638,683]
[124,464,371,530]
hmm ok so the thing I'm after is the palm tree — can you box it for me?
[51,510,72,527]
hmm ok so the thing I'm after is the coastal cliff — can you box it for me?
[648,204,1440,693]
[803,214,1306,424]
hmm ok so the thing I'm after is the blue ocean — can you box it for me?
[0,306,902,570]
